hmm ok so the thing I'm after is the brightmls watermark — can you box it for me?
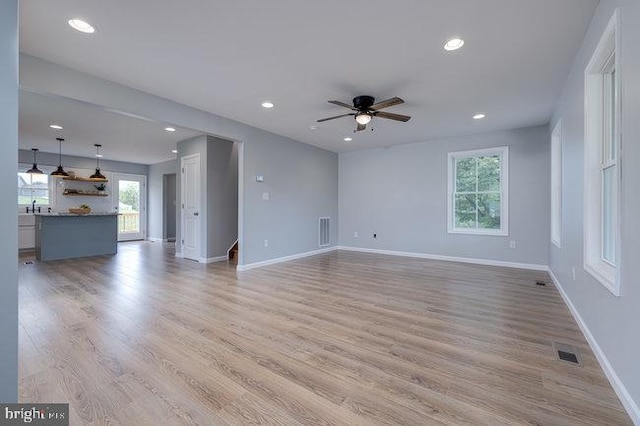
[1,404,68,425]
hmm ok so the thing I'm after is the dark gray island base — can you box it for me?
[35,213,118,261]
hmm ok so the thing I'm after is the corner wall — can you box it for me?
[550,1,640,422]
[0,0,18,401]
[339,125,550,267]
[148,159,177,241]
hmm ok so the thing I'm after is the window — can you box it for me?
[584,9,620,295]
[448,146,509,235]
[18,165,52,208]
[551,120,562,247]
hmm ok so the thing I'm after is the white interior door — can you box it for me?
[181,154,201,261]
[113,173,146,241]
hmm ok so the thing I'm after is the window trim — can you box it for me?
[550,119,562,248]
[18,163,55,209]
[583,9,621,296]
[447,146,509,236]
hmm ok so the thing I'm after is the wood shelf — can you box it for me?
[63,191,109,197]
[62,176,108,182]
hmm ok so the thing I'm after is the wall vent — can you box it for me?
[319,217,330,247]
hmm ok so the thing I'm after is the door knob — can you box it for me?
[194,212,199,216]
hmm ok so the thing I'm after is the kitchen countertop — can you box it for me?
[34,212,118,216]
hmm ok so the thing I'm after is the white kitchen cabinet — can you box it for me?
[18,214,36,249]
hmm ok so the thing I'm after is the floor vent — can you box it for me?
[318,217,330,247]
[535,281,547,286]
[24,261,34,265]
[553,342,581,365]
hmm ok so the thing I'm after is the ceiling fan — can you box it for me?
[317,95,411,131]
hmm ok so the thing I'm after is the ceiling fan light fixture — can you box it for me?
[444,38,465,51]
[355,113,372,125]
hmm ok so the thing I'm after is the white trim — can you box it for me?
[337,246,548,271]
[147,237,167,243]
[227,239,238,258]
[447,146,509,236]
[237,246,337,271]
[200,255,228,264]
[583,9,621,297]
[175,252,183,258]
[549,270,639,425]
[550,119,563,248]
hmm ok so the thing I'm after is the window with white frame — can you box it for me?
[447,146,509,235]
[551,120,562,247]
[584,9,620,295]
[18,164,53,208]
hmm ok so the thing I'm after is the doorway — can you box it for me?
[163,173,177,242]
[113,173,147,241]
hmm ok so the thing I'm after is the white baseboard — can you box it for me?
[201,255,228,264]
[549,270,640,425]
[336,246,549,271]
[175,252,183,258]
[147,237,167,242]
[237,246,337,271]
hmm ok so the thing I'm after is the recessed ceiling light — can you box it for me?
[343,137,353,142]
[261,102,274,109]
[171,149,178,154]
[473,113,486,120]
[164,127,176,132]
[68,19,95,34]
[444,38,465,51]
[49,124,63,130]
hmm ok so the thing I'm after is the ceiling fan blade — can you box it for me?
[374,111,411,122]
[317,113,355,123]
[356,123,367,131]
[370,97,404,110]
[328,100,358,111]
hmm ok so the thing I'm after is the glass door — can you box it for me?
[113,173,146,241]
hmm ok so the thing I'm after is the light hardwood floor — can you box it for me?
[18,242,632,425]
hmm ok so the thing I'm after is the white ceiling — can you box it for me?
[19,0,598,156]
[19,91,201,164]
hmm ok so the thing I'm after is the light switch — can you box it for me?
[256,174,264,182]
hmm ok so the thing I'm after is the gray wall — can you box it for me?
[244,134,338,264]
[206,136,238,258]
[19,55,339,267]
[0,0,18,401]
[148,159,177,240]
[550,0,640,418]
[339,125,550,266]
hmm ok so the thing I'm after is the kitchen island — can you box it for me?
[35,212,118,261]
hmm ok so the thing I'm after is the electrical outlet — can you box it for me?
[572,267,576,281]
[373,233,377,239]
[354,231,359,238]
[262,192,270,201]
[264,239,269,248]
[509,240,516,249]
